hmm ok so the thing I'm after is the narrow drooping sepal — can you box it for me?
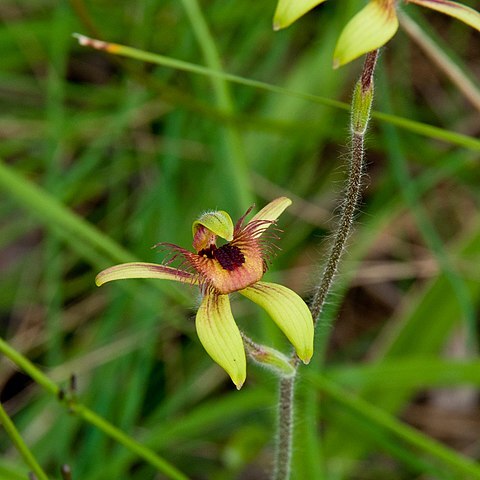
[407,0,480,31]
[273,0,328,30]
[95,262,195,287]
[196,293,246,389]
[239,282,314,364]
[333,0,398,68]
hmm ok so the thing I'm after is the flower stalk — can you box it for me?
[274,377,295,480]
[273,50,378,480]
[311,49,377,326]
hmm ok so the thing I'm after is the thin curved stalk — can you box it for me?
[273,50,379,480]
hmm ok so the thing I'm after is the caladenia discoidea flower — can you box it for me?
[96,197,314,389]
[273,0,480,67]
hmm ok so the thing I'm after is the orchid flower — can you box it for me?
[96,197,314,389]
[273,0,480,67]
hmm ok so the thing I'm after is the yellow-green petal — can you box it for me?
[95,262,195,286]
[249,196,292,238]
[273,0,328,30]
[333,0,399,68]
[240,282,313,364]
[196,293,246,389]
[192,210,234,242]
[407,0,480,31]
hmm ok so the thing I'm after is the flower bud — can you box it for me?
[245,343,296,378]
[351,80,374,135]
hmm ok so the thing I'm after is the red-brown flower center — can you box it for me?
[198,243,246,271]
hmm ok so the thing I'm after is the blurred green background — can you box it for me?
[1,0,480,479]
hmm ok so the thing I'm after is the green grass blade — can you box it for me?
[180,0,252,213]
[73,34,480,151]
[0,159,133,264]
[0,403,50,480]
[0,158,190,304]
[0,337,189,480]
[327,359,480,389]
[310,374,480,479]
[379,70,477,349]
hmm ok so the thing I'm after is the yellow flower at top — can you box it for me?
[273,0,480,67]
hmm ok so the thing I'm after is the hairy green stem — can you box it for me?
[274,377,295,480]
[311,50,376,325]
[0,402,50,480]
[310,131,364,324]
[273,50,378,480]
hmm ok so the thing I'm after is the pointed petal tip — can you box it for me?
[300,353,313,365]
[234,378,245,390]
[273,0,329,30]
[250,196,292,227]
[332,58,341,69]
[273,9,292,30]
